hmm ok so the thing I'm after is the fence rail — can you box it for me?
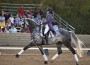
[0,47,90,50]
[54,12,75,31]
[0,33,90,48]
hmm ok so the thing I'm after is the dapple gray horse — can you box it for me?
[16,19,83,65]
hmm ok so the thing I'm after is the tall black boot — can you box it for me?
[45,34,48,45]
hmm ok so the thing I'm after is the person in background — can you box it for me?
[0,14,3,27]
[25,10,31,17]
[18,6,24,17]
[9,14,14,25]
[4,11,11,23]
[1,14,5,28]
[9,25,17,33]
[39,9,44,18]
[27,14,32,19]
[6,19,11,27]
[4,26,10,33]
[0,14,5,32]
[0,26,3,33]
[37,13,41,25]
[14,14,21,27]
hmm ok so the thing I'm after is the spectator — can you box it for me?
[4,26,10,33]
[4,11,11,23]
[27,14,32,19]
[14,14,21,27]
[33,7,38,18]
[9,25,17,33]
[1,11,5,16]
[9,14,14,25]
[0,26,3,33]
[6,19,11,27]
[18,6,24,17]
[33,13,41,24]
[0,14,5,28]
[39,9,44,18]
[37,13,41,25]
[0,14,2,27]
[0,14,2,21]
[25,10,31,17]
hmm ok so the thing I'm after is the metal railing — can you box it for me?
[53,12,75,31]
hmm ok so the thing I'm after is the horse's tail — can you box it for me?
[70,31,84,57]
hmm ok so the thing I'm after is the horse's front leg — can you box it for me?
[16,42,33,58]
[38,46,48,64]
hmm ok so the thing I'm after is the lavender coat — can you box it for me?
[43,13,54,31]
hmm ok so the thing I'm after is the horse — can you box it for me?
[16,18,83,65]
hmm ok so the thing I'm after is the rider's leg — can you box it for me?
[44,31,49,44]
[42,25,45,36]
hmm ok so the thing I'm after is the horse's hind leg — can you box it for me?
[64,43,79,65]
[51,42,62,62]
[16,43,33,58]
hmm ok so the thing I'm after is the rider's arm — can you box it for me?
[42,14,52,24]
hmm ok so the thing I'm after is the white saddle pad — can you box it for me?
[44,24,49,34]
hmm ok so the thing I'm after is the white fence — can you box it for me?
[0,47,90,50]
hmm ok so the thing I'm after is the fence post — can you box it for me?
[87,50,90,56]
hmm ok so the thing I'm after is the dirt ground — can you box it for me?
[0,49,90,65]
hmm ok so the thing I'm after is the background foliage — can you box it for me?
[0,0,90,34]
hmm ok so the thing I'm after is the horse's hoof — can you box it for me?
[16,54,19,58]
[76,63,79,65]
[76,62,79,65]
[44,61,48,64]
[50,60,53,63]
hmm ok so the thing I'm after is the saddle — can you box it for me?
[40,24,56,38]
[40,24,58,45]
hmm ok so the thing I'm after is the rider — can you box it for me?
[42,10,56,44]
